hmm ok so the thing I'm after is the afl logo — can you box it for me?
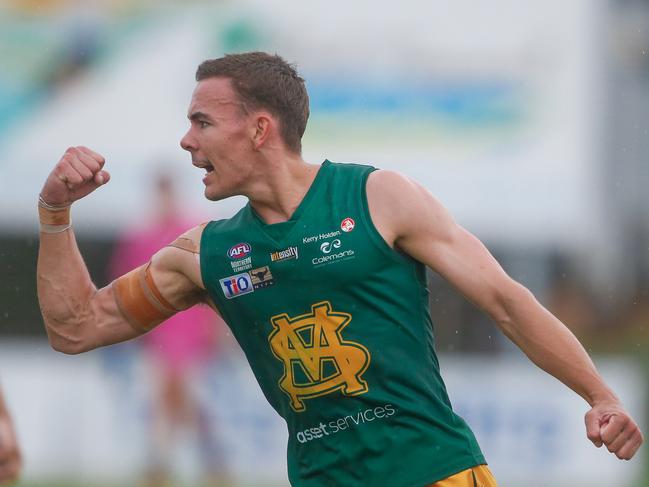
[341,217,355,233]
[228,243,252,259]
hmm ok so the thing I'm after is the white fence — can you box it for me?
[0,341,645,486]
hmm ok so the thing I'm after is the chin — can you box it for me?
[204,186,231,202]
[204,189,219,201]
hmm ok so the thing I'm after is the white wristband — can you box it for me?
[40,222,72,234]
[38,195,72,233]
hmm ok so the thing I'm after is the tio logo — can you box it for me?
[219,273,254,299]
[320,239,342,254]
[341,217,355,233]
[228,242,252,259]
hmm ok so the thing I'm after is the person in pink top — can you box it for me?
[109,172,228,487]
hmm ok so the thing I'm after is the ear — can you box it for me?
[251,113,272,150]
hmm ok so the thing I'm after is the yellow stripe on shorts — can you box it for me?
[427,465,498,487]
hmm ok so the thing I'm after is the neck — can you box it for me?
[245,152,321,224]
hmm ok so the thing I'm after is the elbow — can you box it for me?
[490,280,534,338]
[44,319,94,355]
[41,297,101,355]
[50,339,91,355]
[494,313,516,341]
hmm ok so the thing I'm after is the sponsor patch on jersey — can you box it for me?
[231,256,252,272]
[249,266,275,289]
[302,230,341,245]
[270,246,299,262]
[320,239,341,254]
[228,242,252,259]
[313,238,355,266]
[341,217,355,233]
[220,273,254,299]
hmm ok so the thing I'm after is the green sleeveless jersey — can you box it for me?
[200,160,485,486]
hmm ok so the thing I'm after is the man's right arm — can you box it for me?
[37,147,208,354]
[38,224,135,353]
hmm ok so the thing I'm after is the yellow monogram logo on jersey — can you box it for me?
[268,301,371,412]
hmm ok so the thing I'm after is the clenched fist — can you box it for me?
[40,146,110,206]
[585,399,644,460]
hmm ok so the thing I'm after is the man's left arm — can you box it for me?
[366,169,644,460]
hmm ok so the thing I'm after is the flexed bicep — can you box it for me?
[42,222,211,354]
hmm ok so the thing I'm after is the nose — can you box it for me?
[180,129,196,152]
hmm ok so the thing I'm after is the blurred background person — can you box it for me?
[108,171,229,487]
[0,387,21,486]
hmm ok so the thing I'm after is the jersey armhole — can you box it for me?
[359,168,412,266]
[197,221,227,318]
[197,221,212,294]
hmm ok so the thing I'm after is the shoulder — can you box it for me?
[366,169,419,200]
[152,223,209,290]
[180,222,209,242]
[167,222,209,254]
[366,169,456,247]
[366,169,436,221]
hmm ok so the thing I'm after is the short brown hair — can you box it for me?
[196,52,309,154]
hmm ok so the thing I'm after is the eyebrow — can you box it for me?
[188,111,213,121]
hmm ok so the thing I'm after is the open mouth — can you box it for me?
[195,159,214,174]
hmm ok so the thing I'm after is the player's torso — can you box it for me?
[200,160,485,486]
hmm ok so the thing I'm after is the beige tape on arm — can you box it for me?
[167,237,199,254]
[112,262,179,332]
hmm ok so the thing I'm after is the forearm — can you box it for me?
[496,283,616,406]
[37,224,97,352]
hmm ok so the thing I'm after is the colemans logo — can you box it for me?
[228,242,252,259]
[268,301,370,412]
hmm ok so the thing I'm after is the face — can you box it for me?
[180,77,256,201]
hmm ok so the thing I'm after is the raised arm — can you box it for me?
[37,147,209,354]
[366,169,643,460]
[0,388,21,486]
